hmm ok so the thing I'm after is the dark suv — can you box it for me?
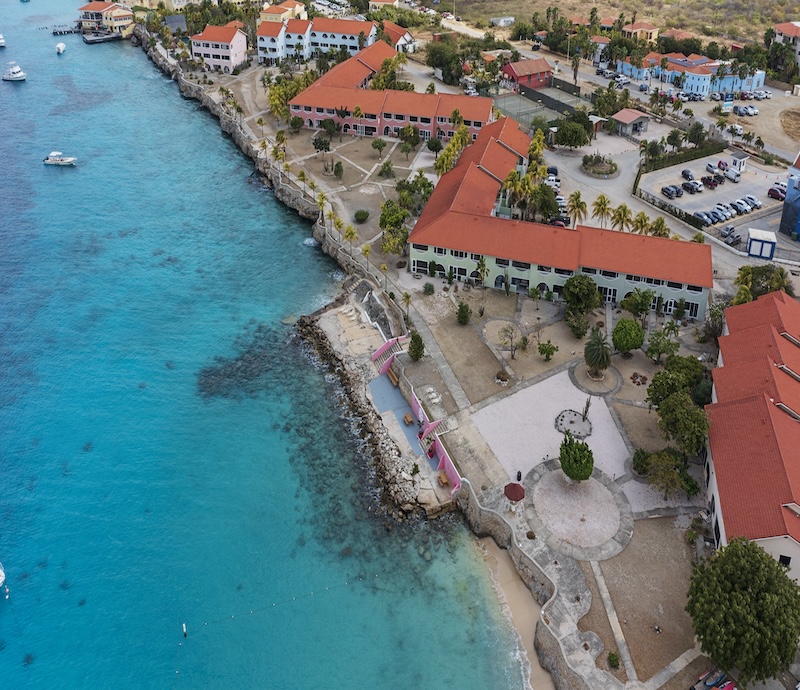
[681,169,694,181]
[661,186,677,199]
[682,181,697,194]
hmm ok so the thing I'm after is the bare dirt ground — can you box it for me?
[612,402,671,453]
[780,109,800,147]
[598,516,697,683]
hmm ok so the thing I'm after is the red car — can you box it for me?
[718,160,729,171]
[701,176,718,189]
[768,187,786,200]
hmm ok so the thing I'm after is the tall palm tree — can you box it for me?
[380,263,388,290]
[611,203,633,232]
[275,129,287,149]
[352,105,363,137]
[257,116,264,138]
[502,170,522,212]
[343,224,357,255]
[649,216,670,238]
[297,169,306,194]
[631,211,650,235]
[584,328,611,378]
[317,191,327,223]
[592,194,612,228]
[260,139,268,158]
[770,266,793,294]
[566,191,587,227]
[450,108,464,127]
[401,291,411,320]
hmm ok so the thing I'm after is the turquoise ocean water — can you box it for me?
[0,2,529,687]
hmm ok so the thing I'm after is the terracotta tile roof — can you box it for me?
[569,16,589,25]
[671,63,713,76]
[383,90,438,118]
[775,21,800,38]
[278,0,304,8]
[435,93,493,124]
[316,55,375,87]
[724,291,800,339]
[79,1,116,11]
[477,117,531,159]
[713,355,800,417]
[612,108,649,125]
[707,393,800,542]
[285,18,311,34]
[290,84,387,114]
[624,21,657,31]
[382,20,410,47]
[719,323,800,369]
[574,225,713,287]
[503,57,552,78]
[310,17,376,37]
[456,136,520,181]
[191,25,242,44]
[599,16,615,26]
[226,20,244,29]
[257,21,286,37]
[664,51,687,60]
[353,39,397,72]
[262,6,289,13]
[591,35,610,44]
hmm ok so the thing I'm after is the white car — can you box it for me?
[744,194,762,209]
[713,204,732,219]
[735,198,752,212]
[749,105,759,115]
[441,11,453,18]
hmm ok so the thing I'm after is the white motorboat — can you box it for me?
[44,151,77,166]
[0,562,4,589]
[0,34,6,48]
[56,42,66,54]
[2,61,26,81]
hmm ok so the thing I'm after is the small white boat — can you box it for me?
[44,151,77,166]
[2,61,26,81]
[56,42,66,54]
[0,562,4,588]
[0,34,6,48]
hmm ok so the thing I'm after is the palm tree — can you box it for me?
[666,128,683,152]
[352,105,363,137]
[297,169,307,194]
[257,116,264,138]
[591,194,612,228]
[631,211,650,234]
[755,136,765,151]
[502,170,522,213]
[649,216,670,238]
[380,263,388,290]
[611,203,633,232]
[276,129,287,149]
[401,291,411,320]
[475,256,488,290]
[333,215,344,237]
[362,244,371,262]
[317,191,327,223]
[584,328,611,378]
[566,191,587,227]
[450,108,464,127]
[260,139,268,158]
[343,224,357,255]
[770,266,793,294]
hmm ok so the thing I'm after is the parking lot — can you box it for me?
[640,154,788,244]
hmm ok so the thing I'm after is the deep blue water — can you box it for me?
[0,2,528,687]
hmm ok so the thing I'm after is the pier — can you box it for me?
[52,25,80,35]
[82,32,123,44]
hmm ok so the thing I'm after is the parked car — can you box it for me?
[706,162,720,174]
[615,75,630,86]
[669,184,684,197]
[595,67,606,75]
[720,224,735,238]
[661,185,677,199]
[749,105,759,115]
[639,82,649,92]
[682,181,697,194]
[701,175,718,189]
[735,198,752,212]
[693,211,712,226]
[547,166,558,176]
[713,204,732,220]
[531,42,541,50]
[712,173,726,185]
[724,233,742,246]
[554,195,566,205]
[681,169,694,181]
[724,169,741,182]
[744,194,762,209]
[706,209,723,224]
[768,187,786,200]
[730,200,749,214]
[718,160,729,171]
[690,180,704,193]
[710,92,721,101]
[773,181,788,192]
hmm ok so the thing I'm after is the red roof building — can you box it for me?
[500,58,552,89]
[288,42,493,141]
[705,291,800,579]
[407,119,712,312]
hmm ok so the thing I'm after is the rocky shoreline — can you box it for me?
[133,27,426,520]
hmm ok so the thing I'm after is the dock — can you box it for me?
[82,33,123,44]
[52,26,81,35]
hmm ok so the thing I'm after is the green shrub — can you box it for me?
[447,267,454,285]
[423,282,434,295]
[408,331,425,361]
[608,652,620,669]
[566,310,590,339]
[456,301,472,325]
[679,465,700,496]
[538,339,558,361]
[762,152,775,165]
[354,209,369,223]
[560,431,594,481]
[519,335,530,352]
[379,160,394,178]
[632,448,651,475]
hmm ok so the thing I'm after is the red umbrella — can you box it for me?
[504,482,525,503]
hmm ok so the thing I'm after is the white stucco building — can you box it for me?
[191,23,248,73]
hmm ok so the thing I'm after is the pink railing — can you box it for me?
[379,353,395,375]
[371,336,406,362]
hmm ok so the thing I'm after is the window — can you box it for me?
[626,274,643,282]
[463,119,472,126]
[686,301,699,318]
[470,253,482,261]
[434,247,446,255]
[437,116,448,123]
[512,261,531,270]
[780,555,792,567]
[687,284,703,293]
[495,258,509,267]
[555,268,573,277]
[412,244,429,251]
[601,270,618,279]
[326,108,335,115]
[450,250,466,258]
[710,494,715,514]
[645,277,663,286]
[316,107,324,114]
[582,267,597,275]
[473,121,482,128]
[304,106,312,112]
[412,259,428,274]
[451,266,467,281]
[396,114,406,121]
[410,116,418,123]
[713,519,720,547]
[538,265,552,273]
[667,281,683,290]
[420,117,431,124]
[383,112,393,120]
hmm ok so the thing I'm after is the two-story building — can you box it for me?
[407,118,713,318]
[773,22,800,74]
[259,0,307,25]
[500,58,552,89]
[382,20,416,53]
[77,1,134,36]
[191,23,248,73]
[621,21,659,42]
[704,291,800,580]
[256,16,377,64]
[288,41,493,142]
